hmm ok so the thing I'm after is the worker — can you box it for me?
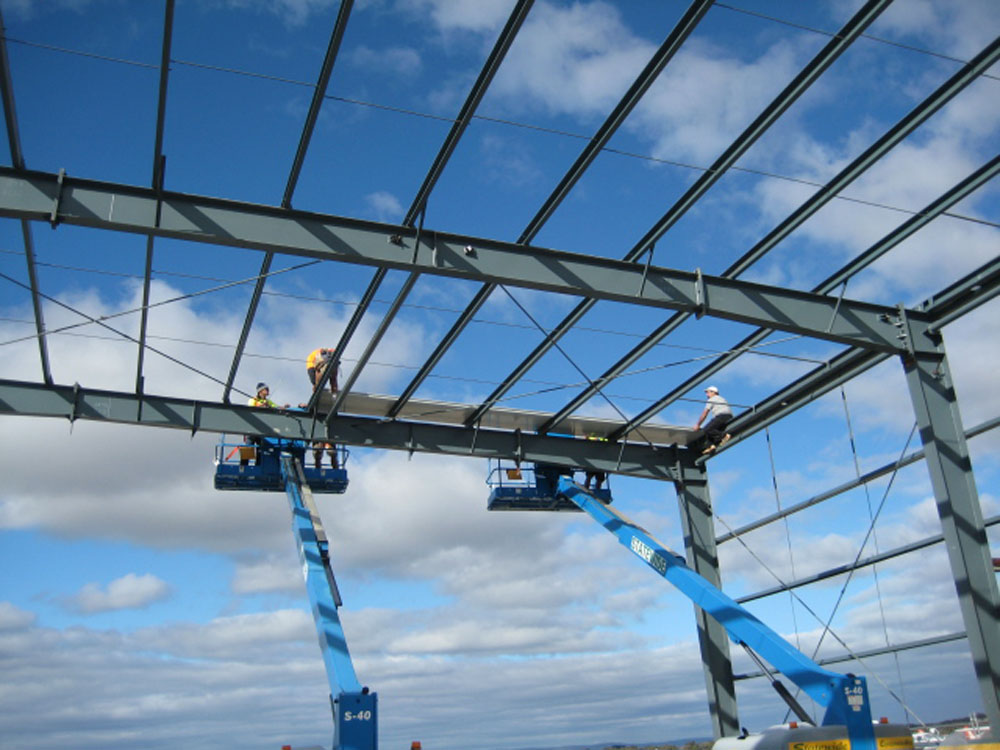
[247,382,287,409]
[242,383,288,466]
[694,385,733,455]
[306,347,338,393]
[313,440,339,470]
[583,433,607,491]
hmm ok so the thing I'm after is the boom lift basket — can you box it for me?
[486,460,611,511]
[214,435,349,494]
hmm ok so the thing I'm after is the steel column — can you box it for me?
[673,460,739,738]
[900,329,1000,733]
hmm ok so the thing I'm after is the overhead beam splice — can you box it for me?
[0,168,934,356]
[0,378,690,483]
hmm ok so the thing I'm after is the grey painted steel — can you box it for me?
[330,0,534,414]
[901,334,1000,734]
[734,632,968,681]
[675,254,1000,453]
[604,153,1000,442]
[327,271,419,416]
[389,0,704,418]
[674,462,739,738]
[0,378,697,483]
[0,168,932,356]
[737,514,1000,603]
[456,0,717,427]
[718,417,1000,544]
[225,1,354,403]
[0,12,51,385]
[496,0,896,435]
[324,390,693,447]
[136,0,175,395]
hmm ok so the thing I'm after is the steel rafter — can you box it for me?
[716,415,1000,545]
[390,0,715,426]
[223,0,355,403]
[716,254,1000,448]
[315,0,535,414]
[605,151,1000,442]
[0,377,691,483]
[471,0,895,430]
[135,0,175,396]
[737,514,1000,603]
[0,7,51,385]
[0,167,937,356]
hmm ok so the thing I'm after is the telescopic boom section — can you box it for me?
[554,477,878,748]
[280,454,377,750]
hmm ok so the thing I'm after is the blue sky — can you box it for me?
[0,0,998,748]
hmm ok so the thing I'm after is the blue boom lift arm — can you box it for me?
[556,476,881,750]
[280,453,377,750]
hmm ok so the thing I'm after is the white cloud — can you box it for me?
[68,573,172,614]
[364,189,405,222]
[0,601,37,630]
[349,44,423,77]
[491,1,654,120]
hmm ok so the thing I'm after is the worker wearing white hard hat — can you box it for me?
[694,385,733,455]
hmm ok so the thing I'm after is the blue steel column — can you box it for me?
[899,324,1000,734]
[673,459,739,738]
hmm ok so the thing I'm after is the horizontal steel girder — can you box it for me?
[0,378,694,483]
[0,167,934,355]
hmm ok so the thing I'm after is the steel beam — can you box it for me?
[421,0,715,426]
[0,10,52,385]
[224,0,354,402]
[734,632,968,681]
[327,0,534,411]
[136,0,175,396]
[603,153,1000,441]
[900,326,1000,734]
[0,168,932,355]
[0,377,691,483]
[717,418,1000,544]
[674,461,739,738]
[483,0,895,432]
[737,514,1000,603]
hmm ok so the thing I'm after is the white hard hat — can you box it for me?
[705,385,719,393]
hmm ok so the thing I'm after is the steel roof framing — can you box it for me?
[311,0,535,415]
[224,0,355,404]
[381,0,713,421]
[135,0,175,397]
[0,8,51,385]
[606,154,1000,442]
[468,0,897,430]
[0,167,938,355]
[562,36,1000,441]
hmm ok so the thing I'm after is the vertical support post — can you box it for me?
[900,328,1000,734]
[674,458,739,738]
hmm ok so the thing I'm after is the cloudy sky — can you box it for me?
[0,0,998,749]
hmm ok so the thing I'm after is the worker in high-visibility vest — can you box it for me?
[306,348,338,393]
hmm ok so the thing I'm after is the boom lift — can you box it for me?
[549,475,912,750]
[215,438,376,750]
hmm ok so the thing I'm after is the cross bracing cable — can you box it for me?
[0,270,258,400]
[839,385,911,723]
[715,421,927,722]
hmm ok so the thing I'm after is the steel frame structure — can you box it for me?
[0,0,997,739]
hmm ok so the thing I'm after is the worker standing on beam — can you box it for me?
[695,385,733,455]
[306,347,338,393]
